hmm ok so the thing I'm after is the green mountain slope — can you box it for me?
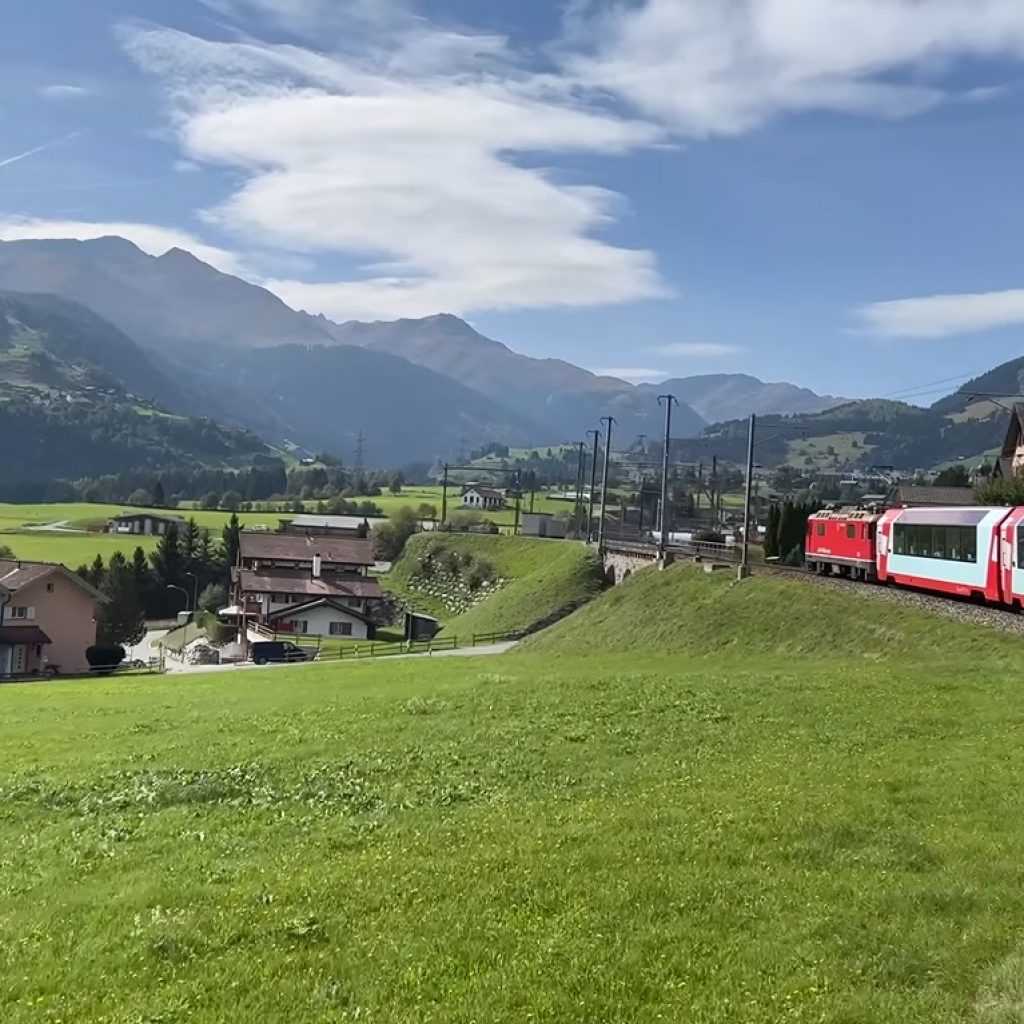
[693,396,1008,470]
[0,291,268,483]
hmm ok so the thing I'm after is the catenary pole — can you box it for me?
[597,416,616,550]
[742,413,756,570]
[657,395,676,558]
[586,429,601,543]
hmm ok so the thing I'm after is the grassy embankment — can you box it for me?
[3,566,1024,1020]
[384,533,605,637]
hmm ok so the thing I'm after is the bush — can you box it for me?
[198,582,228,613]
[373,507,419,561]
[85,645,126,674]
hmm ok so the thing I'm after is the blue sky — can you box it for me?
[3,1,1024,401]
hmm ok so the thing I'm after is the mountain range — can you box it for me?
[0,237,848,467]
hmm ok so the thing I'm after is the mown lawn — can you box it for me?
[4,571,1024,1021]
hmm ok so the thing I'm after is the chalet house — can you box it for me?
[230,531,384,640]
[461,485,507,511]
[993,404,1024,479]
[0,561,103,677]
[107,511,185,536]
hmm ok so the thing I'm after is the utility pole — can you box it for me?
[597,416,616,550]
[657,395,676,559]
[354,431,365,475]
[586,429,601,543]
[741,413,756,572]
[513,469,522,536]
[441,463,449,526]
[574,440,586,536]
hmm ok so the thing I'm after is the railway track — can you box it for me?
[752,560,1024,636]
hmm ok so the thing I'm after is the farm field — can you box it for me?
[0,491,578,566]
[2,570,1024,1020]
[0,503,285,568]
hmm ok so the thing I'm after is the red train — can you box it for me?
[804,505,1024,609]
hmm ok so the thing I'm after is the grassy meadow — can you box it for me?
[0,488,576,566]
[2,567,1024,1020]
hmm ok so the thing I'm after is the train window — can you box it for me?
[816,523,825,536]
[1017,523,1024,568]
[892,523,977,562]
[846,524,856,539]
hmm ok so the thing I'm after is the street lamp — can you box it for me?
[184,572,199,618]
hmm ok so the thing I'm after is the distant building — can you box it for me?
[107,511,185,536]
[884,484,977,507]
[993,403,1024,479]
[461,485,507,511]
[278,514,377,537]
[521,513,567,539]
[0,561,104,676]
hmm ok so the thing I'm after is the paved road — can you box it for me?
[126,629,168,664]
[165,642,517,675]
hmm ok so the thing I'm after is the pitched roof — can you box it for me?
[0,561,104,600]
[279,514,381,531]
[266,597,373,624]
[108,511,186,524]
[235,567,384,600]
[462,485,506,499]
[239,531,374,566]
[886,485,978,507]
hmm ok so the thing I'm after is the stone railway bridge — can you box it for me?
[599,538,741,585]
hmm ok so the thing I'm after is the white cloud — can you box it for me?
[594,366,667,384]
[172,159,201,174]
[11,2,1024,325]
[565,0,1024,136]
[117,21,666,321]
[855,288,1024,339]
[199,0,409,38]
[655,342,743,357]
[0,216,243,275]
[38,84,90,99]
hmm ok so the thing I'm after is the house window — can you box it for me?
[330,622,354,636]
[46,582,54,593]
[8,606,33,620]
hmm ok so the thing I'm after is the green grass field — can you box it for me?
[0,491,576,566]
[3,567,1024,1020]
[385,533,605,635]
[0,503,284,568]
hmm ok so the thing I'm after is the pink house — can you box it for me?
[0,561,104,677]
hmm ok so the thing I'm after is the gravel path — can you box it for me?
[752,564,1024,635]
